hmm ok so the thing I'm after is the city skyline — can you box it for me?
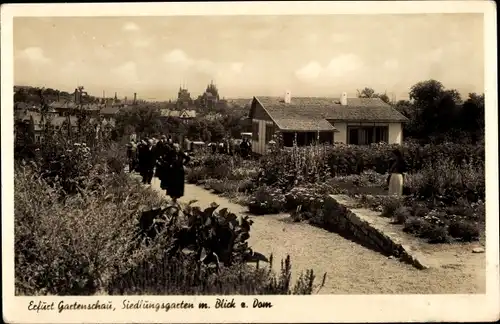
[14,14,484,101]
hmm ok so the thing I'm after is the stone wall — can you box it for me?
[308,195,428,270]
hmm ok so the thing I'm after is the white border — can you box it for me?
[2,2,499,323]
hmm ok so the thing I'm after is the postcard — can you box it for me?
[2,1,498,323]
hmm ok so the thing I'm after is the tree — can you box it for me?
[356,87,391,104]
[115,104,162,138]
[459,92,485,141]
[356,87,375,98]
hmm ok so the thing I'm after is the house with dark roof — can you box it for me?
[248,92,408,155]
[160,108,197,120]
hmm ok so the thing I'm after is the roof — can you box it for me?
[18,111,101,131]
[49,101,101,111]
[227,98,253,107]
[251,96,408,130]
[100,106,121,115]
[160,109,197,118]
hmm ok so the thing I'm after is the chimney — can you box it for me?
[133,93,137,104]
[74,88,79,104]
[284,90,291,104]
[340,92,348,106]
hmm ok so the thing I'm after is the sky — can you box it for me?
[13,14,484,101]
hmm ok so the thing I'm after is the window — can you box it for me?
[282,132,294,147]
[265,122,276,143]
[252,121,259,141]
[319,131,334,144]
[347,126,388,145]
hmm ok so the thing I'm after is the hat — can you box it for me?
[161,135,167,140]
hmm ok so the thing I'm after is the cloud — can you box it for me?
[123,22,140,32]
[18,47,51,64]
[230,62,244,74]
[164,49,193,66]
[295,61,323,81]
[295,54,364,82]
[163,49,245,81]
[325,54,364,76]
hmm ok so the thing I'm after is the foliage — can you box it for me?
[393,206,412,225]
[248,186,286,215]
[447,220,480,242]
[108,253,324,295]
[14,166,162,295]
[399,80,484,144]
[404,158,485,204]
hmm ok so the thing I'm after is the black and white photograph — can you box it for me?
[2,2,498,323]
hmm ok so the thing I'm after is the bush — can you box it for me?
[421,225,451,243]
[248,186,286,215]
[15,166,161,295]
[404,158,485,204]
[403,217,433,236]
[403,217,451,243]
[381,197,403,217]
[108,254,325,295]
[448,220,480,242]
[186,166,207,184]
[393,206,412,224]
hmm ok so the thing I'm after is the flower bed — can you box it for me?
[187,143,485,245]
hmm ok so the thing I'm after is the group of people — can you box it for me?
[206,138,252,158]
[127,135,190,202]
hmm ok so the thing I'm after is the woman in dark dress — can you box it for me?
[167,143,190,203]
[159,140,175,192]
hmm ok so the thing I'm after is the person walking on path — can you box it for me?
[154,135,167,179]
[167,143,190,203]
[126,139,138,173]
[137,139,147,178]
[140,139,156,185]
[158,138,175,192]
[387,148,407,196]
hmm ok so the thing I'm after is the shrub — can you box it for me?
[108,254,325,295]
[186,166,207,184]
[205,178,240,196]
[248,186,286,215]
[403,217,433,235]
[284,186,326,214]
[448,220,480,242]
[421,225,451,243]
[404,158,485,204]
[393,206,412,224]
[15,166,159,295]
[381,197,403,217]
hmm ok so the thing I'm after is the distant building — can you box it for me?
[160,108,197,121]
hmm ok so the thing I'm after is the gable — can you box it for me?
[249,97,273,122]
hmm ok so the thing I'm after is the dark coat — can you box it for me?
[139,145,156,173]
[159,144,175,190]
[167,150,190,199]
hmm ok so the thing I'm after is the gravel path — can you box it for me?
[150,178,485,294]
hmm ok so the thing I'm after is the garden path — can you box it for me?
[149,178,485,294]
